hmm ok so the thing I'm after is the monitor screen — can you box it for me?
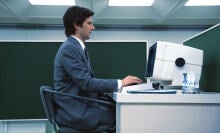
[145,42,157,78]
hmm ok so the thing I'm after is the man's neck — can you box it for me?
[71,35,85,50]
[73,34,85,43]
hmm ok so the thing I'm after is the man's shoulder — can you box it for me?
[61,38,79,49]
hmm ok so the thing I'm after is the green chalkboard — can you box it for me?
[0,42,61,119]
[86,42,147,81]
[0,41,147,119]
[184,23,220,92]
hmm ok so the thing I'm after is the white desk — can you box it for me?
[112,92,220,133]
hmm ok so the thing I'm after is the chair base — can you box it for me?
[58,125,116,133]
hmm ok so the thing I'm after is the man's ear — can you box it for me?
[74,23,79,30]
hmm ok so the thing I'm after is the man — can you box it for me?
[54,6,142,130]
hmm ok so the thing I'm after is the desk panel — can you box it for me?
[113,93,220,133]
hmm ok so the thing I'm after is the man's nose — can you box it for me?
[92,25,95,30]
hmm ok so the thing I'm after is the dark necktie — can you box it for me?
[84,47,89,59]
[84,47,95,77]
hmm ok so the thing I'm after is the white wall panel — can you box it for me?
[0,28,202,45]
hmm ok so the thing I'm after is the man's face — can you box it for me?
[76,17,95,42]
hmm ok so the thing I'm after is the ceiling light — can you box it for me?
[109,0,154,6]
[29,0,75,6]
[185,0,220,6]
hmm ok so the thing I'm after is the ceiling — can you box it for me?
[0,0,219,27]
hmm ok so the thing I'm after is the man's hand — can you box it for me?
[121,76,143,87]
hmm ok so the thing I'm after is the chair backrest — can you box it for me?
[40,86,116,133]
[40,86,57,132]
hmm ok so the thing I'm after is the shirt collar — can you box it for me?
[71,35,85,50]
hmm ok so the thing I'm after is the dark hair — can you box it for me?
[63,6,94,37]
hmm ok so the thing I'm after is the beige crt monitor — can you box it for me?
[145,41,203,89]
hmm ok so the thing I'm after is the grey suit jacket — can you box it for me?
[54,36,117,129]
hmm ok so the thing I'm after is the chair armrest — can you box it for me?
[98,93,115,103]
[45,89,115,107]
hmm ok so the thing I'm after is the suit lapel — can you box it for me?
[68,36,95,77]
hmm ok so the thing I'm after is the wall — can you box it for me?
[0,27,204,46]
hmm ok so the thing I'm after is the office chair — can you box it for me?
[40,86,116,133]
